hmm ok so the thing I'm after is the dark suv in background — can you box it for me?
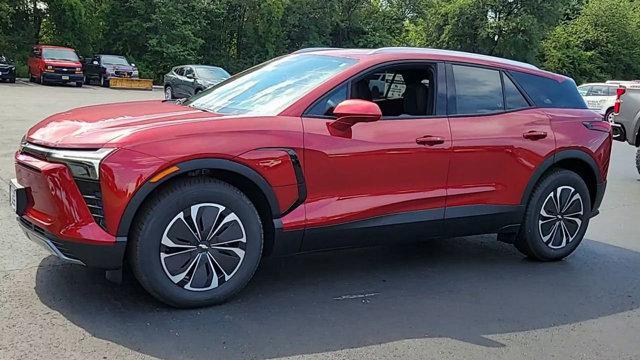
[0,55,16,83]
[83,54,139,87]
[163,65,230,99]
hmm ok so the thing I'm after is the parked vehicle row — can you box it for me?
[11,47,611,308]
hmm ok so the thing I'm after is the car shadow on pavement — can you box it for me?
[35,235,640,359]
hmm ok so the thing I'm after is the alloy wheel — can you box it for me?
[538,186,584,249]
[160,203,246,291]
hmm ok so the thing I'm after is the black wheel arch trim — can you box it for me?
[521,149,602,206]
[115,157,285,238]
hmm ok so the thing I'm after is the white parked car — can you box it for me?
[577,83,618,122]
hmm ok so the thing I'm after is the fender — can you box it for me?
[520,149,601,205]
[116,158,281,237]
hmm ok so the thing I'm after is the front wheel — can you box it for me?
[604,108,614,123]
[515,169,591,261]
[129,177,263,308]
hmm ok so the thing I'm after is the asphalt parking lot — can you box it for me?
[0,80,639,360]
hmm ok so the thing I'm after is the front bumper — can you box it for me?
[18,217,125,268]
[0,71,15,79]
[42,72,83,83]
[13,152,126,269]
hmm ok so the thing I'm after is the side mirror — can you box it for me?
[186,73,195,80]
[92,60,98,65]
[131,63,135,67]
[330,99,381,131]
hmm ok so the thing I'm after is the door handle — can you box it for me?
[416,135,445,146]
[523,130,547,140]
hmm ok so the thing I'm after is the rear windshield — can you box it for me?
[510,71,587,109]
[42,48,79,62]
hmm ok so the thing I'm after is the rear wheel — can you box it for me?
[515,169,591,261]
[129,177,263,308]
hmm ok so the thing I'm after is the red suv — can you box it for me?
[11,48,612,307]
[27,45,84,87]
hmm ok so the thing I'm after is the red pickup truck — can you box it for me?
[27,45,83,87]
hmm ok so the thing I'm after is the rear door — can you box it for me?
[301,62,451,250]
[445,63,555,234]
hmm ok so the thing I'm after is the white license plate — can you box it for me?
[61,75,69,80]
[9,181,17,212]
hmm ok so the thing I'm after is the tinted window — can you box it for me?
[174,67,184,76]
[452,65,503,115]
[504,75,530,110]
[510,71,587,109]
[184,67,194,77]
[307,85,348,116]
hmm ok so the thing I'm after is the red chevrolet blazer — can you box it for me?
[11,48,612,307]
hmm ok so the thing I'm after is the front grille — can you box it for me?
[74,178,106,229]
[53,66,76,74]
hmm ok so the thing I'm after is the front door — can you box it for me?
[301,62,451,250]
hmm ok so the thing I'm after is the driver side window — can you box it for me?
[306,63,436,118]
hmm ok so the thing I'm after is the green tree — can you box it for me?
[541,0,640,83]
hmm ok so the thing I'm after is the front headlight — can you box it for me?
[20,142,114,180]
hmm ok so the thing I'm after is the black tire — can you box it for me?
[9,77,15,83]
[84,75,91,85]
[515,169,591,261]
[635,148,640,176]
[75,81,83,87]
[100,76,109,87]
[129,177,263,308]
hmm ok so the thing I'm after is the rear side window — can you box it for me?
[452,65,504,114]
[174,67,184,76]
[504,75,529,110]
[509,71,587,109]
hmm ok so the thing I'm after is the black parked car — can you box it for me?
[0,55,16,83]
[163,65,230,99]
[83,54,139,87]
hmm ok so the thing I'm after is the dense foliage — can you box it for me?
[1,0,639,83]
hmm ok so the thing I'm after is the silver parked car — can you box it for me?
[163,65,230,100]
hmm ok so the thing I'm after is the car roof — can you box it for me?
[294,47,566,81]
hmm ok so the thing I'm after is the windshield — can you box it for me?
[195,66,230,81]
[101,55,130,66]
[42,48,79,62]
[185,54,357,115]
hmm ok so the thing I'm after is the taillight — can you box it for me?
[614,87,626,114]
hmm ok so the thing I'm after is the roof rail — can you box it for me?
[372,47,538,70]
[293,47,339,54]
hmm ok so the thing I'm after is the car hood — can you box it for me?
[26,100,219,148]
